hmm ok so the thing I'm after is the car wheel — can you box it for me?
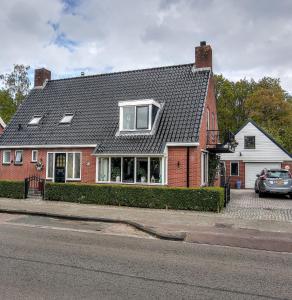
[259,192,265,198]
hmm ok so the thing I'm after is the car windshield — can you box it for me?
[267,171,291,179]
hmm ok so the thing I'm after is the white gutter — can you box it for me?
[0,144,97,149]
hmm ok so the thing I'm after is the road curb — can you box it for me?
[0,208,186,241]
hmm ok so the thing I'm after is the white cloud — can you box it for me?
[0,0,292,93]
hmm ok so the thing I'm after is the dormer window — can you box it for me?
[119,99,160,132]
[28,115,42,125]
[60,114,74,124]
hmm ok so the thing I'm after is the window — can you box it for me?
[207,109,210,130]
[230,162,239,176]
[97,156,164,184]
[2,150,11,164]
[66,153,81,180]
[111,157,121,182]
[150,158,162,183]
[201,152,208,185]
[119,99,161,132]
[136,106,149,129]
[15,150,23,165]
[123,107,135,130]
[29,115,42,125]
[60,114,74,124]
[47,153,54,179]
[244,136,255,149]
[31,150,38,162]
[98,158,109,181]
[123,157,135,183]
[136,157,148,183]
[212,112,215,129]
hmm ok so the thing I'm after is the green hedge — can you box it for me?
[45,183,225,212]
[0,180,25,199]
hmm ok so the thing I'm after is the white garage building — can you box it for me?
[220,120,292,188]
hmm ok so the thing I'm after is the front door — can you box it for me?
[55,153,66,183]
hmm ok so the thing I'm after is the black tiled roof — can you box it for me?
[0,64,210,154]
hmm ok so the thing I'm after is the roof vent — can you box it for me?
[81,72,85,76]
[200,41,206,46]
[18,124,23,131]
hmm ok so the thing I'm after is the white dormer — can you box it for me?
[118,99,161,132]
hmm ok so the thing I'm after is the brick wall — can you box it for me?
[0,148,96,183]
[225,160,245,188]
[167,72,218,187]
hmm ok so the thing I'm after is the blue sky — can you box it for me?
[1,0,292,93]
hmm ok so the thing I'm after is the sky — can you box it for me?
[0,0,292,93]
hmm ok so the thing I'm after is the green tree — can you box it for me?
[0,64,30,107]
[0,90,16,123]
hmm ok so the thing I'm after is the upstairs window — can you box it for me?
[60,114,74,124]
[244,136,255,149]
[119,99,160,132]
[28,115,42,125]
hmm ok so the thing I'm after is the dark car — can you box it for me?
[255,168,292,198]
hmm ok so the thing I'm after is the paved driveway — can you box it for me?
[223,189,292,222]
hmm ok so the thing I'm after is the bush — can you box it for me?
[0,180,25,199]
[45,183,225,212]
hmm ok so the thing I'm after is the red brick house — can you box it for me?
[0,117,5,135]
[0,42,234,187]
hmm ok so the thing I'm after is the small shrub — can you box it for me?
[45,183,225,212]
[0,180,25,199]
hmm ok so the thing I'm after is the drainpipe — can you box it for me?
[187,147,190,188]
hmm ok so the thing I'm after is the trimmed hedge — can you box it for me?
[0,180,25,199]
[45,183,225,212]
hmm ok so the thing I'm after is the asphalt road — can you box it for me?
[0,214,291,300]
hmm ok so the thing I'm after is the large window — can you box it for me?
[2,150,11,164]
[119,99,161,132]
[123,157,135,183]
[201,152,208,185]
[15,150,23,165]
[97,156,163,184]
[230,162,239,176]
[47,153,54,179]
[244,136,255,149]
[67,153,81,180]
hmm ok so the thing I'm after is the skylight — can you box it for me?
[60,114,74,124]
[28,116,42,125]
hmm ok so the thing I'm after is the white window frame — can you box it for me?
[201,151,209,186]
[31,150,38,162]
[230,161,239,176]
[2,150,11,164]
[206,108,210,130]
[14,150,23,165]
[118,99,161,132]
[46,152,82,181]
[96,156,165,185]
[66,152,81,181]
[28,115,42,125]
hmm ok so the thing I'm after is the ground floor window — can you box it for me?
[2,150,11,164]
[97,156,164,184]
[201,152,208,186]
[46,152,81,181]
[230,161,239,176]
[15,150,23,165]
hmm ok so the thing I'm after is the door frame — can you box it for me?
[54,152,67,183]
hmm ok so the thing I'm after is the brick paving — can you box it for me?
[223,189,292,222]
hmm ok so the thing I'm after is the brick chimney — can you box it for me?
[195,41,212,69]
[34,68,51,87]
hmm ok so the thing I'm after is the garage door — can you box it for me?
[245,162,281,188]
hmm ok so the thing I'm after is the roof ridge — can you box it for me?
[49,63,200,82]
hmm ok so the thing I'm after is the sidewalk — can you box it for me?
[1,197,292,252]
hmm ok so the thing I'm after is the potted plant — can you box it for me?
[138,168,147,183]
[112,167,121,182]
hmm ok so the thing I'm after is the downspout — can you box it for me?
[187,147,190,188]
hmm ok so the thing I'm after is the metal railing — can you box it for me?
[25,175,45,199]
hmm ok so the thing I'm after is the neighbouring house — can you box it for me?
[0,117,6,135]
[221,120,292,189]
[0,42,234,187]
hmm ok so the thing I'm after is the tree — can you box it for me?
[0,64,30,107]
[0,90,16,123]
